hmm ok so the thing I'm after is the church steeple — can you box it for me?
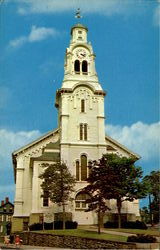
[62,22,103,91]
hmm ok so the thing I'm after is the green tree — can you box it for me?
[83,162,110,233]
[143,171,160,224]
[39,162,76,229]
[84,154,148,229]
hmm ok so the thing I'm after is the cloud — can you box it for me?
[106,121,160,161]
[0,128,41,201]
[12,0,145,16]
[0,128,41,165]
[9,25,59,48]
[9,36,27,48]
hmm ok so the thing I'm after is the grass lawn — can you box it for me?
[106,228,160,237]
[36,229,127,242]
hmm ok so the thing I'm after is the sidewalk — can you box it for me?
[0,243,69,250]
[79,225,134,236]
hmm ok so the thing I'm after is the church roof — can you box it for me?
[105,134,140,160]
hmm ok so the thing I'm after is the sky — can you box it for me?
[0,0,159,208]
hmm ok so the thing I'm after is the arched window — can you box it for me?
[76,160,80,181]
[81,99,85,113]
[82,60,88,74]
[75,191,90,209]
[81,154,87,181]
[74,60,80,73]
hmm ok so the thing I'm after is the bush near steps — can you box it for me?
[29,221,78,231]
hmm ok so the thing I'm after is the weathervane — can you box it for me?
[75,8,82,19]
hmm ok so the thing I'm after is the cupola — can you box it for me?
[70,23,88,43]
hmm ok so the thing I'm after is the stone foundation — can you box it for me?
[14,232,136,249]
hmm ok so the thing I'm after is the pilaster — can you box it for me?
[13,156,24,216]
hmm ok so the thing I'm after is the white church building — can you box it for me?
[12,22,140,232]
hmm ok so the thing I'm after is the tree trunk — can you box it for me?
[98,210,101,234]
[117,199,122,228]
[62,202,65,230]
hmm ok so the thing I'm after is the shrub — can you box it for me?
[44,222,54,230]
[65,221,78,229]
[104,221,118,228]
[104,220,147,229]
[127,234,157,243]
[54,221,63,229]
[122,220,148,230]
[29,220,78,230]
[29,223,43,231]
[54,221,78,229]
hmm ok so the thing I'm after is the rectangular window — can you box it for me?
[82,202,86,208]
[75,201,80,208]
[84,124,87,141]
[80,124,83,140]
[79,124,88,141]
[43,191,49,207]
[78,30,82,34]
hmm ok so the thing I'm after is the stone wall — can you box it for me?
[15,232,137,249]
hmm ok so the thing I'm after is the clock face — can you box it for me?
[76,48,87,59]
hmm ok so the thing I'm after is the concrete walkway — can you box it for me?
[0,243,70,250]
[79,225,134,236]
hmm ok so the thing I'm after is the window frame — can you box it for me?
[43,191,49,207]
[75,192,90,210]
[79,123,88,141]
